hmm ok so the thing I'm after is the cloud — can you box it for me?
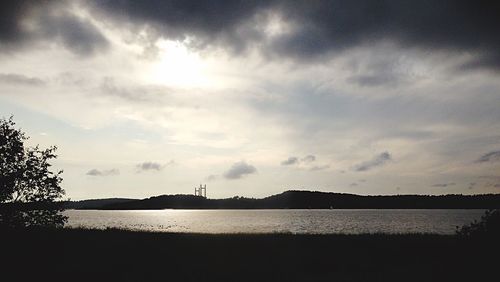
[354,152,392,172]
[0,1,35,45]
[86,168,120,176]
[310,165,329,171]
[281,155,316,166]
[0,73,45,86]
[136,161,163,172]
[431,183,456,188]
[349,183,358,187]
[281,156,298,166]
[88,0,272,54]
[476,150,500,163]
[223,161,257,180]
[87,0,500,70]
[347,73,405,88]
[0,1,108,56]
[205,174,218,181]
[301,155,316,162]
[269,1,500,70]
[38,12,109,56]
[495,184,500,188]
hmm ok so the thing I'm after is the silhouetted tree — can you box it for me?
[0,116,67,228]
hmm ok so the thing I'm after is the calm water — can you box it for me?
[64,209,486,234]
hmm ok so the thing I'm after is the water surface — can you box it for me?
[64,209,485,234]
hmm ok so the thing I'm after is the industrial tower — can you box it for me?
[195,184,207,198]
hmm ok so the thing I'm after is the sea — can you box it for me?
[64,209,486,234]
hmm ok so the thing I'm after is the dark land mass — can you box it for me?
[1,228,498,282]
[65,190,500,210]
[64,198,138,209]
[0,198,138,211]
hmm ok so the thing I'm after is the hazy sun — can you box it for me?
[151,40,210,88]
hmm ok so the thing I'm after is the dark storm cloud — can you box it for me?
[38,13,109,56]
[87,0,500,70]
[0,73,44,86]
[269,1,500,70]
[281,156,298,166]
[354,152,392,172]
[88,0,271,53]
[476,150,500,163]
[136,161,163,172]
[431,183,456,188]
[86,168,120,176]
[224,161,257,179]
[0,1,108,56]
[0,1,36,44]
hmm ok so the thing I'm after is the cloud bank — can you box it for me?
[87,0,500,70]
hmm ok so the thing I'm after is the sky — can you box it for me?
[1,0,500,200]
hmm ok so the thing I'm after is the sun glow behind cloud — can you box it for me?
[150,40,211,88]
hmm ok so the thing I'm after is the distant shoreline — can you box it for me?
[64,190,500,210]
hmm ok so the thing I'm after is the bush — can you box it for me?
[456,209,500,238]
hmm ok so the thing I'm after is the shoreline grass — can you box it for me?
[2,227,498,282]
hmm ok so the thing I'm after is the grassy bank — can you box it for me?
[1,228,498,282]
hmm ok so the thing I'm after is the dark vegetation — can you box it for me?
[70,190,500,210]
[0,116,66,228]
[64,198,138,209]
[456,209,500,238]
[1,227,498,282]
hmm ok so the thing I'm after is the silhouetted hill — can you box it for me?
[63,198,138,209]
[98,190,500,210]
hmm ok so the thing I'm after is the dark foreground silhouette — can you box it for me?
[1,228,498,282]
[65,190,500,210]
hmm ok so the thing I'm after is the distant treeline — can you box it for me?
[64,198,138,209]
[64,191,500,210]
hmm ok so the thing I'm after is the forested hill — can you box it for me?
[66,191,500,210]
[63,198,138,209]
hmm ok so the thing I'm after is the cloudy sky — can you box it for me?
[1,0,500,200]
